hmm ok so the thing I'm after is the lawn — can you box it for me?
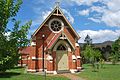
[0,64,120,80]
[0,67,69,80]
[78,64,120,80]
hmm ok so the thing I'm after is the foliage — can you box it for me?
[81,35,94,63]
[84,35,92,45]
[110,37,120,64]
[83,45,101,71]
[99,58,105,68]
[0,0,31,72]
[0,0,22,32]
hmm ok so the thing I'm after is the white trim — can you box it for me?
[36,69,43,71]
[28,57,30,60]
[49,61,53,63]
[59,37,67,39]
[31,42,36,46]
[27,69,36,72]
[53,71,57,74]
[77,67,82,69]
[72,55,77,60]
[46,55,53,60]
[77,56,81,59]
[68,47,71,52]
[19,56,21,59]
[32,57,47,60]
[73,60,76,62]
[72,55,77,62]
[46,71,54,73]
[70,69,77,73]
[21,58,30,60]
[75,43,79,47]
[18,64,26,66]
[21,57,30,60]
[32,57,36,60]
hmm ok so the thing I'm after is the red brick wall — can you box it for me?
[68,51,72,69]
[75,46,82,70]
[35,25,54,70]
[27,46,36,70]
[52,51,56,71]
[64,27,76,47]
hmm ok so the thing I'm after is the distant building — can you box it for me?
[19,5,81,74]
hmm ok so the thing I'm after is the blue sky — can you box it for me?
[8,0,120,43]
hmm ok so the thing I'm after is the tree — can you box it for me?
[110,37,120,64]
[84,35,92,45]
[81,35,93,63]
[83,45,101,71]
[0,0,31,72]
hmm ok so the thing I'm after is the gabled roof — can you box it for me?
[47,32,61,49]
[32,6,80,40]
[46,32,75,50]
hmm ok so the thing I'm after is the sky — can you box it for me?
[8,0,120,43]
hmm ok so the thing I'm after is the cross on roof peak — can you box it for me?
[55,0,60,7]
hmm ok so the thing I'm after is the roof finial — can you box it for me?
[55,0,60,7]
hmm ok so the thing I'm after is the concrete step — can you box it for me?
[57,70,71,74]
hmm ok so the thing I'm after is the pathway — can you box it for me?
[60,73,86,80]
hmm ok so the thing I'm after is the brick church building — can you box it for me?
[19,4,82,74]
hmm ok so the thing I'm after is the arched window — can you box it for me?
[57,44,66,50]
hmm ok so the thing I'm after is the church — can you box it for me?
[19,4,82,74]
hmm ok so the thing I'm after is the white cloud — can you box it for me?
[77,0,120,28]
[32,7,74,26]
[88,17,101,23]
[42,10,51,20]
[78,9,90,16]
[78,30,120,43]
[107,0,120,11]
[70,0,100,6]
[102,10,120,27]
[100,0,120,27]
[91,6,105,13]
[32,16,42,26]
[62,9,74,24]
[32,7,52,26]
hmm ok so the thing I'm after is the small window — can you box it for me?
[57,44,66,50]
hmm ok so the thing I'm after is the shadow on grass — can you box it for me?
[11,66,24,69]
[0,72,21,78]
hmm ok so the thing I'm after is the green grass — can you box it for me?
[1,64,120,80]
[0,67,69,80]
[78,64,120,80]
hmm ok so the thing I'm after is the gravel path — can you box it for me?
[60,73,86,80]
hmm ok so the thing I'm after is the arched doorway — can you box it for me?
[53,40,71,71]
[56,44,68,70]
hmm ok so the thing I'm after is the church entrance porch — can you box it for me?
[51,40,74,74]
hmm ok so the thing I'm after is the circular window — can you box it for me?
[49,18,64,33]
